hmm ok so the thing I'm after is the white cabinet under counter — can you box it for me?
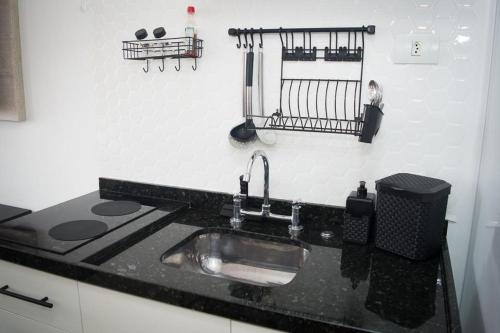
[0,259,83,333]
[78,282,231,333]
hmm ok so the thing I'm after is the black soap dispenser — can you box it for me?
[343,181,376,244]
[346,181,376,217]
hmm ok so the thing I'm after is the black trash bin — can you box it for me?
[375,173,451,260]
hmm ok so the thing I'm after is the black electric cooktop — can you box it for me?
[0,191,157,254]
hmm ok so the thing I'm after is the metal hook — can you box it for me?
[243,29,248,48]
[175,44,181,71]
[279,27,284,49]
[142,59,149,73]
[249,29,254,49]
[236,31,242,48]
[192,56,197,71]
[158,58,165,72]
[259,28,263,48]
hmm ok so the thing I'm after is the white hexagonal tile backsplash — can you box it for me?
[78,0,495,297]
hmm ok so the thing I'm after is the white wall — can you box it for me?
[0,0,99,208]
[460,2,500,332]
[0,0,496,300]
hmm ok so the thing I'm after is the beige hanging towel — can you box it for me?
[0,0,26,121]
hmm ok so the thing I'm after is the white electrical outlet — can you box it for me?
[393,34,439,64]
[411,40,423,56]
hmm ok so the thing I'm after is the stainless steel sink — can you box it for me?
[161,229,310,287]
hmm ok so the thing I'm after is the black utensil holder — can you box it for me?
[359,104,383,143]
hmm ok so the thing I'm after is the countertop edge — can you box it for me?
[441,241,462,333]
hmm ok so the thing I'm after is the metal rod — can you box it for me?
[334,81,339,119]
[228,26,375,36]
[315,80,320,120]
[325,81,330,128]
[344,81,348,120]
[297,80,302,121]
[359,31,365,107]
[282,78,360,83]
[354,81,358,119]
[306,80,311,121]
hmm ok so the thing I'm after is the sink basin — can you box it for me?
[161,229,310,287]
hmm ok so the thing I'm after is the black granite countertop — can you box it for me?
[0,178,461,333]
[0,203,31,223]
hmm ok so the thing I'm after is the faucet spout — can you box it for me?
[231,150,303,235]
[243,150,270,209]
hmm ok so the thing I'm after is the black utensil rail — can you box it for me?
[228,26,383,142]
[122,36,203,72]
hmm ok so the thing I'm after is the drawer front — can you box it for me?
[0,307,67,333]
[79,282,230,333]
[0,259,82,333]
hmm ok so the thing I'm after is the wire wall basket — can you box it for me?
[122,36,203,72]
[228,26,383,142]
[259,78,363,135]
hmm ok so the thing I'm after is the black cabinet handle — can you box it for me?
[0,285,53,309]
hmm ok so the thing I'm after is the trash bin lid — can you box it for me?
[376,173,451,201]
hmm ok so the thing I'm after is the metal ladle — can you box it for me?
[229,51,257,145]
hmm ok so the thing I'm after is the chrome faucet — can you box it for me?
[242,150,270,216]
[230,150,303,235]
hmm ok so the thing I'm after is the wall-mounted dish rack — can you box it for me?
[228,26,383,143]
[122,36,203,73]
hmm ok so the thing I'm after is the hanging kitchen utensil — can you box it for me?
[368,80,383,107]
[229,51,257,145]
[255,47,276,145]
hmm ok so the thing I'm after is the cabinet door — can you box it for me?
[231,321,286,333]
[0,307,67,333]
[0,260,82,333]
[79,282,230,333]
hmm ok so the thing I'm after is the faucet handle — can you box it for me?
[289,199,303,236]
[291,200,302,222]
[239,175,249,196]
[230,193,244,228]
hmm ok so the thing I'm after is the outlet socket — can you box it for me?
[393,34,439,64]
[411,40,423,56]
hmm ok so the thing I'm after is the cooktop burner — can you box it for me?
[91,200,141,216]
[0,191,158,254]
[48,220,108,241]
